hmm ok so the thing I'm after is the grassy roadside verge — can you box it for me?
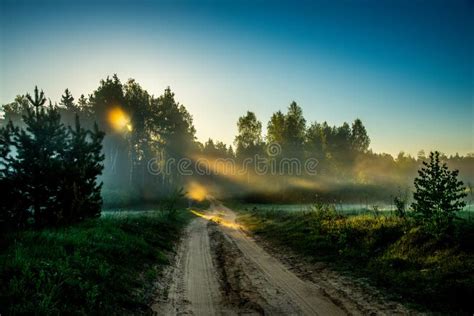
[237,206,474,313]
[0,211,191,315]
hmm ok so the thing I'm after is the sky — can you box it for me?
[0,0,473,156]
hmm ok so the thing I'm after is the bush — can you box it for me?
[393,187,409,218]
[394,197,406,218]
[411,151,466,237]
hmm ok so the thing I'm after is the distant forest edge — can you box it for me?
[1,75,473,205]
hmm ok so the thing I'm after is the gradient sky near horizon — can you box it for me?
[1,0,473,156]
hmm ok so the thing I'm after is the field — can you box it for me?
[239,202,474,218]
[0,210,191,315]
[236,204,474,313]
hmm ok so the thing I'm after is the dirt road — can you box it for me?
[153,203,410,315]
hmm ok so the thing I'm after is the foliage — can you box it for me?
[61,117,105,222]
[393,187,409,218]
[2,76,473,206]
[87,78,198,201]
[0,121,27,229]
[202,138,234,158]
[350,118,370,153]
[238,207,474,313]
[394,197,406,218]
[0,87,104,228]
[310,201,338,220]
[1,95,29,123]
[160,187,187,217]
[411,151,466,236]
[234,111,264,159]
[60,88,76,110]
[283,101,306,158]
[0,212,190,315]
[266,110,286,145]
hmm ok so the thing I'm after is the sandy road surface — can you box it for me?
[153,217,223,315]
[215,204,346,315]
[153,202,411,315]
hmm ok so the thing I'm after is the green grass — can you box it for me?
[0,210,191,315]
[232,202,474,217]
[237,207,474,313]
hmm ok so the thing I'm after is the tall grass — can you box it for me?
[0,211,190,315]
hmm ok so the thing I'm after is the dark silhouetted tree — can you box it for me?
[124,79,151,188]
[267,110,285,145]
[60,116,105,223]
[14,87,67,226]
[1,95,29,125]
[234,111,264,159]
[283,101,306,158]
[350,118,370,153]
[149,87,196,191]
[59,88,79,126]
[60,88,76,110]
[2,87,105,228]
[0,121,28,229]
[326,122,352,175]
[90,74,125,133]
[306,122,326,159]
[78,94,88,108]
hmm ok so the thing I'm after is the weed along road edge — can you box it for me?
[154,201,411,315]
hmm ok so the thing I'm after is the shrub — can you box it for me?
[394,196,406,218]
[411,151,466,237]
[310,201,338,220]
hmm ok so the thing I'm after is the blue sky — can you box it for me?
[1,0,472,155]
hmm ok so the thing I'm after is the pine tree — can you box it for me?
[60,88,76,110]
[0,121,28,229]
[411,151,466,235]
[3,87,105,228]
[14,87,68,227]
[59,88,79,127]
[60,116,105,222]
[77,94,88,107]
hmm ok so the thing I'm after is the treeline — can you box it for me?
[219,104,473,202]
[2,75,473,205]
[3,76,198,206]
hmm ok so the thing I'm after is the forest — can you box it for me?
[2,75,472,207]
